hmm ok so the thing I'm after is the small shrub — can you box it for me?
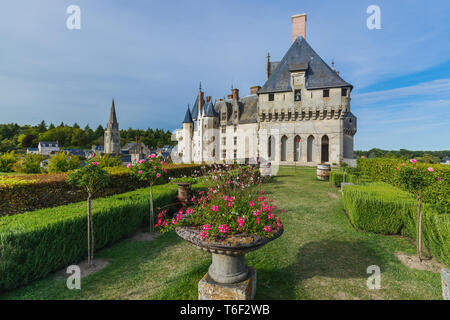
[91,154,123,168]
[0,151,18,172]
[47,152,82,173]
[15,154,45,174]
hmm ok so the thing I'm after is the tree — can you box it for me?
[94,125,104,139]
[47,152,82,173]
[396,159,439,261]
[73,123,80,129]
[67,162,110,266]
[48,123,55,130]
[16,153,45,173]
[129,155,166,232]
[37,120,47,133]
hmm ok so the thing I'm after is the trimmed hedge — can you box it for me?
[0,183,178,292]
[0,164,202,216]
[330,171,368,187]
[343,182,450,266]
[357,158,449,212]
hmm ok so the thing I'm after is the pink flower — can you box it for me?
[264,225,272,232]
[437,176,441,181]
[150,154,156,158]
[163,168,167,173]
[260,190,264,195]
[200,231,209,239]
[156,173,161,178]
[202,224,212,231]
[127,163,132,168]
[427,167,434,172]
[248,201,255,207]
[395,167,398,171]
[92,161,98,166]
[211,205,219,212]
[255,217,260,224]
[218,224,230,234]
[138,170,143,174]
[139,159,145,164]
[281,209,286,213]
[161,161,164,165]
[410,159,417,164]
[186,208,194,215]
[268,212,274,220]
[237,217,245,227]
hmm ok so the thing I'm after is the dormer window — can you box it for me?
[341,88,348,97]
[294,89,301,101]
[323,89,329,98]
[268,93,274,101]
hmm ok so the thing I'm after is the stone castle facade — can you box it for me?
[104,99,121,154]
[174,14,357,165]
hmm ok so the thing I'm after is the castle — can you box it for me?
[175,13,357,165]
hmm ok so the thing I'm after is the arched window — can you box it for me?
[307,135,314,162]
[268,136,275,161]
[294,135,301,161]
[321,135,329,163]
[281,135,288,161]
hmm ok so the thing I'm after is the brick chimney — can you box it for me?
[227,94,233,99]
[250,86,261,95]
[198,90,204,113]
[292,13,307,42]
[206,96,211,103]
[232,88,239,103]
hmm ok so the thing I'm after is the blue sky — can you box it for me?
[0,0,449,150]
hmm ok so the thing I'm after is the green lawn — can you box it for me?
[0,167,442,300]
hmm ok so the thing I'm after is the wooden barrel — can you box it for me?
[317,164,331,181]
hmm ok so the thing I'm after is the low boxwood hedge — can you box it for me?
[0,183,178,292]
[329,171,361,187]
[343,182,449,266]
[357,158,449,212]
[0,164,202,216]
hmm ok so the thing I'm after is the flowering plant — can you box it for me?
[129,154,166,231]
[156,165,283,239]
[395,159,440,261]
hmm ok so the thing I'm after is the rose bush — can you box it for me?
[129,154,166,231]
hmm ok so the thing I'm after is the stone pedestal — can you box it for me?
[198,267,256,300]
[442,269,450,300]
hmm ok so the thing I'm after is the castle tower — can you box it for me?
[104,99,121,154]
[182,104,193,163]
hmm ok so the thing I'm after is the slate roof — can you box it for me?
[183,105,193,123]
[213,95,258,124]
[259,36,352,93]
[203,100,218,117]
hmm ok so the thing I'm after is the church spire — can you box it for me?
[109,99,118,124]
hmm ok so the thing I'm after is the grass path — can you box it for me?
[1,167,442,300]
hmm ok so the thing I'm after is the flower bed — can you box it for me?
[0,164,202,216]
[0,183,179,292]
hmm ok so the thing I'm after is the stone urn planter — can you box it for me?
[175,226,283,300]
[173,182,193,205]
